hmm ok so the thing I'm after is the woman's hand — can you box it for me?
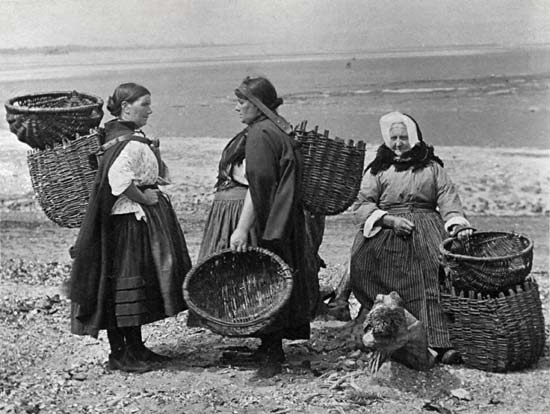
[384,215,415,237]
[230,227,248,252]
[142,188,159,205]
[451,225,474,241]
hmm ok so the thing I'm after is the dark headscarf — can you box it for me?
[234,76,283,110]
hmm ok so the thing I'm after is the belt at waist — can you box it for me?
[381,202,435,213]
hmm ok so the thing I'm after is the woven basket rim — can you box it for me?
[439,231,533,263]
[183,247,294,329]
[26,129,103,154]
[440,277,538,301]
[5,91,104,114]
[294,127,367,148]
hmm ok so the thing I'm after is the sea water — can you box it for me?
[0,45,549,148]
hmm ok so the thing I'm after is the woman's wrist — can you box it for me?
[380,215,396,228]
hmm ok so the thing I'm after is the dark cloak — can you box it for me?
[69,119,190,336]
[245,117,319,338]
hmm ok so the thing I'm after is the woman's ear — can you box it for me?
[120,101,130,115]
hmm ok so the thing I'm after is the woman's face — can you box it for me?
[235,98,260,125]
[388,123,411,157]
[121,94,152,128]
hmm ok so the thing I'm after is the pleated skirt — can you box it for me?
[350,208,451,348]
[71,195,191,332]
[198,186,258,260]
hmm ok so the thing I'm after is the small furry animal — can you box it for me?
[361,291,436,371]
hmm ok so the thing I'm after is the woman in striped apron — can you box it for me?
[350,111,471,363]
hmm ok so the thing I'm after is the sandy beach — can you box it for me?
[1,131,549,413]
[1,45,549,413]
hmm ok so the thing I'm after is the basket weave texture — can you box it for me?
[439,231,533,295]
[440,279,545,372]
[183,247,294,337]
[294,122,366,216]
[5,91,104,149]
[27,130,101,228]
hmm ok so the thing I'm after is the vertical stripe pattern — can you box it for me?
[350,208,451,348]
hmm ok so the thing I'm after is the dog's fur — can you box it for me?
[360,291,435,371]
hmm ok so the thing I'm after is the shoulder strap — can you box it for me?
[100,133,152,152]
[236,85,293,135]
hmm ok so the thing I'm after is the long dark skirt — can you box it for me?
[71,195,191,333]
[190,186,317,340]
[350,209,451,348]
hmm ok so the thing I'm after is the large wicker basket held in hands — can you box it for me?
[5,91,104,149]
[440,279,545,372]
[439,231,533,295]
[294,121,366,216]
[183,248,294,337]
[27,130,102,228]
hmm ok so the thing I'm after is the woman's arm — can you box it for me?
[122,183,158,206]
[433,163,472,239]
[230,189,256,252]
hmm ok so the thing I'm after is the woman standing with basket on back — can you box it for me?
[69,83,192,372]
[350,111,472,364]
[192,76,319,378]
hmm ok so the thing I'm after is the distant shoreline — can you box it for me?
[1,42,549,58]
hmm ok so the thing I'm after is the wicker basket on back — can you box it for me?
[439,231,533,294]
[5,91,104,150]
[440,279,545,372]
[294,121,366,216]
[27,130,102,228]
[183,247,294,337]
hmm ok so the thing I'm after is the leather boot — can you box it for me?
[108,348,152,373]
[124,326,171,363]
[255,335,285,378]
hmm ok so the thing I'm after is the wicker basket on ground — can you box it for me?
[439,231,533,295]
[294,121,366,216]
[440,279,545,372]
[27,129,102,228]
[183,247,294,337]
[5,91,103,149]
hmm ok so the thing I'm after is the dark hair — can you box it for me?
[107,82,151,117]
[235,76,283,110]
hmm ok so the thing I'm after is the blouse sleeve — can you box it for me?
[108,141,143,195]
[352,172,387,238]
[433,163,470,231]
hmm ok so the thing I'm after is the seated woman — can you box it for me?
[69,83,192,372]
[349,111,471,363]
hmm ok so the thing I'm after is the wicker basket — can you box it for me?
[294,121,366,216]
[439,231,533,295]
[27,130,102,228]
[440,279,545,372]
[183,247,294,336]
[5,91,104,149]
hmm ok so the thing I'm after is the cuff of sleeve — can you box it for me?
[363,209,387,238]
[444,216,471,233]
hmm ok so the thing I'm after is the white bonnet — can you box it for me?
[379,111,419,148]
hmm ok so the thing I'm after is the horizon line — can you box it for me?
[1,41,549,55]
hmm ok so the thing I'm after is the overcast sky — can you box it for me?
[1,0,548,52]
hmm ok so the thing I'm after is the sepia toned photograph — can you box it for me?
[1,1,549,412]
